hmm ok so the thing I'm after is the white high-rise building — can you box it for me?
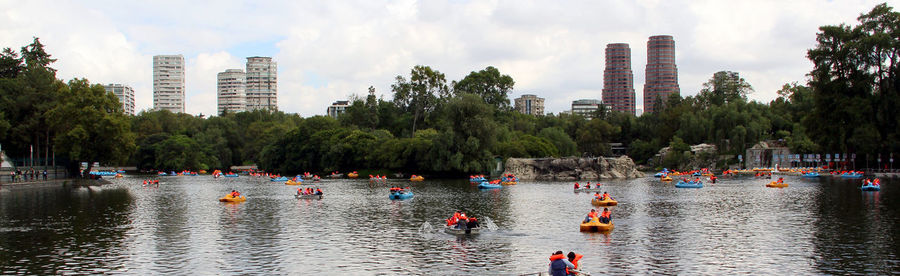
[103,84,135,115]
[217,69,246,115]
[153,55,185,113]
[327,100,350,118]
[245,56,277,111]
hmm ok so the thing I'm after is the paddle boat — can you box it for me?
[675,180,703,188]
[469,175,487,183]
[295,194,323,199]
[478,182,502,189]
[841,172,864,178]
[224,173,239,178]
[653,172,666,178]
[285,179,303,185]
[574,188,604,193]
[410,175,425,182]
[115,173,123,178]
[766,181,788,188]
[219,194,246,202]
[348,171,359,179]
[270,176,289,182]
[802,172,820,178]
[861,183,880,191]
[157,171,168,176]
[591,197,618,206]
[692,172,702,177]
[389,190,414,200]
[661,176,673,182]
[444,225,481,235]
[501,175,518,185]
[579,217,614,232]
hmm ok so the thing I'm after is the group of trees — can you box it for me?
[2,4,898,176]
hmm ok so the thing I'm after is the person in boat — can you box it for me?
[601,192,610,201]
[566,252,583,275]
[583,209,598,223]
[874,178,881,186]
[548,251,575,276]
[777,177,784,184]
[573,182,580,189]
[456,215,468,230]
[315,188,323,195]
[593,192,601,199]
[710,175,717,183]
[467,217,479,229]
[599,208,611,224]
[585,181,591,189]
[230,190,240,198]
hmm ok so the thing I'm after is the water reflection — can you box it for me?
[0,174,898,274]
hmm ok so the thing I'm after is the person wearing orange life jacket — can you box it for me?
[601,192,610,201]
[548,251,575,276]
[593,192,602,199]
[777,177,784,184]
[599,207,611,223]
[566,252,583,275]
[230,190,240,198]
[315,188,323,195]
[573,182,580,189]
[466,217,479,229]
[583,209,598,223]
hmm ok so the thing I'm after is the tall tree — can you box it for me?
[391,65,450,137]
[48,79,135,176]
[452,66,515,110]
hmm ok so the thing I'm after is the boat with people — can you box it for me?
[469,175,487,183]
[270,176,289,182]
[661,176,673,182]
[766,181,788,188]
[841,171,864,178]
[389,187,414,200]
[802,172,820,178]
[285,179,303,185]
[580,217,614,232]
[478,181,502,189]
[861,178,881,191]
[675,180,703,188]
[348,171,359,178]
[591,197,617,206]
[219,191,246,202]
[409,175,424,182]
[574,188,603,193]
[501,174,518,185]
[444,211,481,235]
[224,172,239,178]
[295,194,323,199]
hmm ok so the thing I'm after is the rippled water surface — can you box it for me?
[1,174,898,274]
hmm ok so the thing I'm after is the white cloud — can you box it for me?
[1,0,896,116]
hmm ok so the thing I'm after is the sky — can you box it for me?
[1,0,897,117]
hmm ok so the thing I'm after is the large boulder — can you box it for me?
[503,156,644,180]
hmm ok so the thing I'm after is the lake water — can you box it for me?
[0,174,897,275]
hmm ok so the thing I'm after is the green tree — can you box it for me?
[48,79,135,176]
[452,66,515,110]
[391,65,450,137]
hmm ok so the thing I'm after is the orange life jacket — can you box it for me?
[588,211,597,218]
[566,253,584,274]
[600,211,611,219]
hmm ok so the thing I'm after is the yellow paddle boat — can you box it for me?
[410,175,425,182]
[285,180,303,185]
[219,194,246,202]
[661,176,673,182]
[348,172,359,179]
[580,217,614,232]
[766,181,788,188]
[591,197,618,206]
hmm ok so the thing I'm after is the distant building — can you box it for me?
[514,94,544,115]
[602,43,635,115]
[643,35,680,114]
[245,56,277,111]
[153,55,185,113]
[327,100,350,118]
[217,69,246,115]
[635,108,643,117]
[103,84,135,115]
[571,99,602,118]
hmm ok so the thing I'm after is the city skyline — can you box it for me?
[0,1,890,117]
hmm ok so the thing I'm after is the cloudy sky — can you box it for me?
[1,0,895,117]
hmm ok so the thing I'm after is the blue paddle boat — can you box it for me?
[675,180,703,188]
[389,190,414,200]
[270,176,289,182]
[802,172,820,178]
[841,172,863,178]
[478,182,502,189]
[861,184,881,191]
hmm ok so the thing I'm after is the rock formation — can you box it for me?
[503,156,645,180]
